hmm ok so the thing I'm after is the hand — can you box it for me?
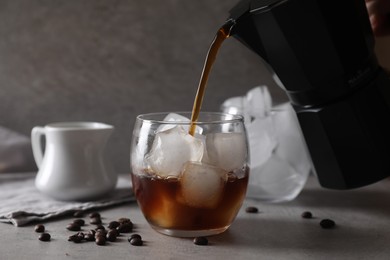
[366,0,390,36]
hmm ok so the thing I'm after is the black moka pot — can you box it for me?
[229,0,390,189]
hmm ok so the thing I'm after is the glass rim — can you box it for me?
[136,111,244,125]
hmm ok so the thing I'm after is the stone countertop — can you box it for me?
[1,174,390,260]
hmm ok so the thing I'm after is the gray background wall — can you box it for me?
[0,0,287,173]
[1,1,388,174]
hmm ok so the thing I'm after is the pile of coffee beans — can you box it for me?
[64,211,142,246]
[34,211,144,246]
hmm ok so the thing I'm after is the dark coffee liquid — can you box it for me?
[189,20,235,136]
[132,168,249,231]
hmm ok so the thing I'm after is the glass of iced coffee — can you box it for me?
[130,112,249,237]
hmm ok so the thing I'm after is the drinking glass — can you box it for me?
[130,112,249,237]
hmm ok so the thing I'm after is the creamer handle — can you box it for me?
[31,127,45,169]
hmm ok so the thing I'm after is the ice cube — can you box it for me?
[246,115,278,169]
[205,132,247,172]
[221,96,245,113]
[145,126,204,177]
[179,162,227,208]
[157,113,203,134]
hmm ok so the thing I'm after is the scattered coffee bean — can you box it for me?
[89,212,101,218]
[68,232,85,243]
[95,236,106,246]
[320,219,336,229]
[301,211,313,219]
[129,237,143,246]
[66,223,81,231]
[128,234,142,241]
[118,217,131,224]
[90,217,102,225]
[73,219,85,226]
[117,222,133,233]
[108,229,119,237]
[77,232,85,239]
[88,229,96,236]
[68,235,75,242]
[95,225,105,231]
[106,232,117,242]
[245,206,259,213]
[193,236,208,246]
[84,233,95,242]
[108,221,120,229]
[34,224,45,233]
[72,235,84,244]
[68,234,77,242]
[73,210,84,218]
[73,236,84,244]
[39,233,51,242]
[95,230,107,238]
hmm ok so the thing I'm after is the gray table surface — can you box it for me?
[1,174,390,260]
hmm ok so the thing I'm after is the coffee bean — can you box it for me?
[117,222,133,233]
[320,219,336,229]
[88,229,96,236]
[89,212,101,218]
[128,234,142,241]
[34,224,45,233]
[193,236,208,246]
[70,235,83,243]
[68,232,84,243]
[73,210,84,218]
[73,219,85,226]
[84,233,95,242]
[108,229,119,237]
[95,230,107,238]
[245,206,259,213]
[66,223,81,231]
[95,225,105,231]
[39,233,51,242]
[106,232,117,242]
[129,237,143,246]
[108,221,120,229]
[90,217,102,225]
[95,236,106,246]
[118,217,131,224]
[68,234,76,242]
[301,211,313,219]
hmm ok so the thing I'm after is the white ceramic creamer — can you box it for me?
[31,122,117,201]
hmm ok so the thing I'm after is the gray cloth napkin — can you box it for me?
[0,172,135,226]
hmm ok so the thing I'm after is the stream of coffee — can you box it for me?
[189,19,236,136]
